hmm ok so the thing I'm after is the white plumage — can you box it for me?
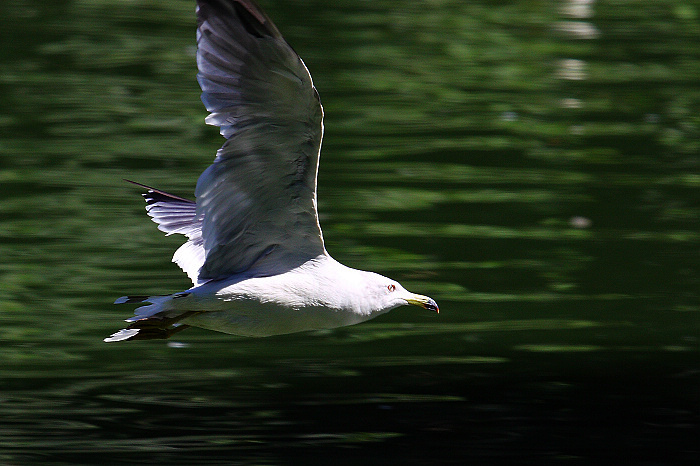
[105,0,437,343]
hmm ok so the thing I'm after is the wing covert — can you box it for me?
[195,0,325,280]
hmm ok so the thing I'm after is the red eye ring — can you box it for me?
[387,284,396,292]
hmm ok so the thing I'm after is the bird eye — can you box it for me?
[387,284,396,292]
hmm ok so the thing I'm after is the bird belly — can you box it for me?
[181,299,367,337]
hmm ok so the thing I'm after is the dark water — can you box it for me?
[0,0,698,464]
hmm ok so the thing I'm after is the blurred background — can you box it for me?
[0,0,697,463]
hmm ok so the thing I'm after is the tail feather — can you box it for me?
[104,329,141,342]
[114,293,188,305]
[103,324,191,342]
[104,310,202,343]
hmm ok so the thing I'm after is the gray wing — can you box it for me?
[126,180,206,286]
[195,0,325,281]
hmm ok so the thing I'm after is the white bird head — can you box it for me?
[355,271,439,316]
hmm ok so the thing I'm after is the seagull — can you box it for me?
[105,0,438,342]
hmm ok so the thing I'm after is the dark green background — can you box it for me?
[0,0,697,464]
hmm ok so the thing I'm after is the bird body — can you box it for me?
[105,0,437,342]
[176,255,410,337]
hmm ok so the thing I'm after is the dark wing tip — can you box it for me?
[197,0,283,39]
[123,179,195,205]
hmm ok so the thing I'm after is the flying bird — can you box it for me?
[105,0,438,342]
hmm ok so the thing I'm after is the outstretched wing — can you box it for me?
[126,180,206,286]
[195,0,326,281]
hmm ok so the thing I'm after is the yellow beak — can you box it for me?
[406,294,439,313]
